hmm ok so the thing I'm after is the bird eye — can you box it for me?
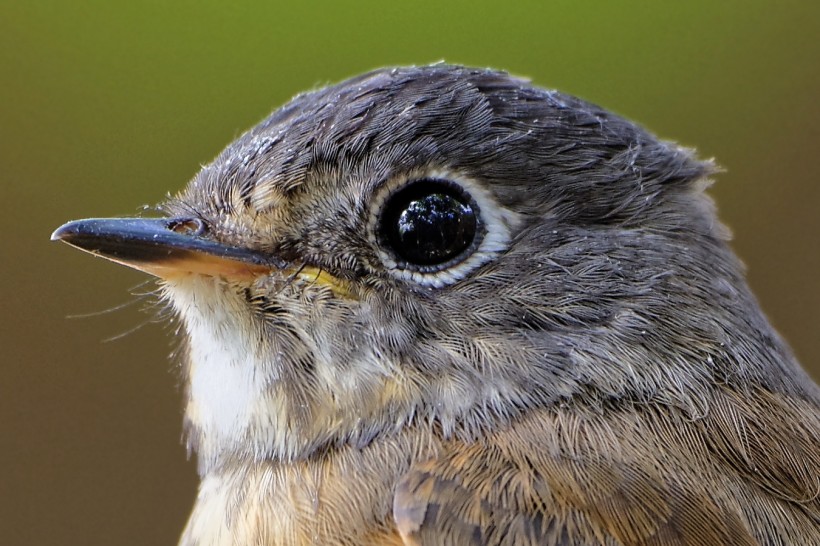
[378,178,482,271]
[369,170,517,287]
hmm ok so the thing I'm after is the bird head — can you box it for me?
[53,65,793,472]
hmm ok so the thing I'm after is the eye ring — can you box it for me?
[368,169,518,288]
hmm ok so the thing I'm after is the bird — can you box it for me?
[52,65,820,545]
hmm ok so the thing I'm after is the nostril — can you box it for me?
[167,218,207,236]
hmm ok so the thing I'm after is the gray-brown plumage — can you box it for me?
[53,65,820,545]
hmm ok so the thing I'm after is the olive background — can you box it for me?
[1,2,818,545]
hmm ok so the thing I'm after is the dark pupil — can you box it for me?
[383,180,477,267]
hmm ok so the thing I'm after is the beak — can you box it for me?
[51,217,282,280]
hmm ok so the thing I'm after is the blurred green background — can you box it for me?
[1,2,818,544]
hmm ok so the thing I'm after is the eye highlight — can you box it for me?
[369,170,518,288]
[379,178,481,271]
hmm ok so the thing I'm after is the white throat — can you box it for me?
[163,275,270,467]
